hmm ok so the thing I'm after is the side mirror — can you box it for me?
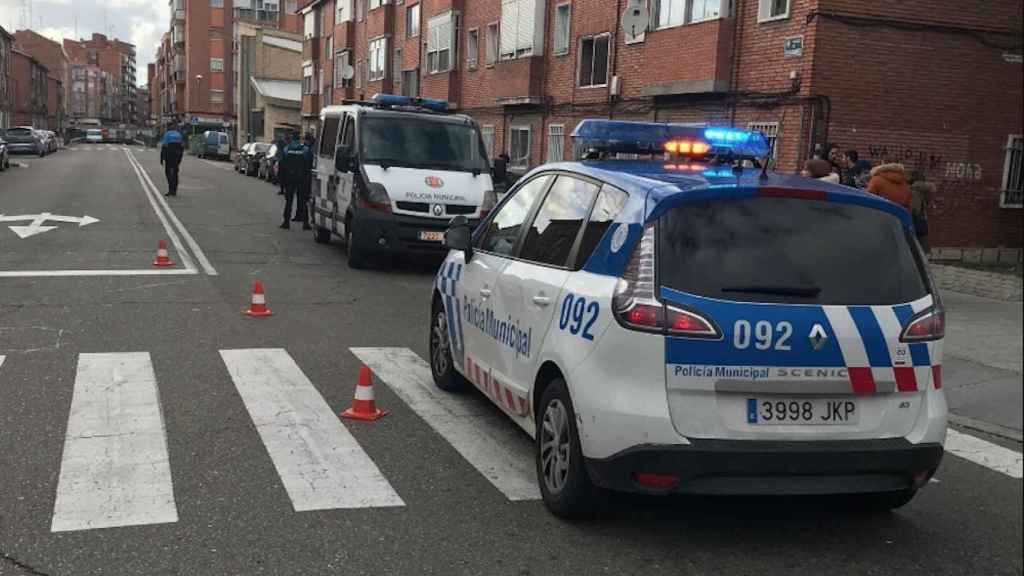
[334,146,351,172]
[444,215,474,261]
[491,157,507,183]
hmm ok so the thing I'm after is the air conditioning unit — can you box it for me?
[609,75,621,99]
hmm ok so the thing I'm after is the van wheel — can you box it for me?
[537,378,601,518]
[313,222,331,244]
[430,297,466,392]
[345,219,368,269]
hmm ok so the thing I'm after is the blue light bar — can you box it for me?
[704,127,770,158]
[570,119,770,159]
[372,93,450,112]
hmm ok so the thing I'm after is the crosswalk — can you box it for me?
[2,347,1020,535]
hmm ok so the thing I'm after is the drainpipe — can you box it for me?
[611,0,622,120]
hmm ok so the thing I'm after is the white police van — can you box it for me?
[430,120,946,517]
[310,94,499,268]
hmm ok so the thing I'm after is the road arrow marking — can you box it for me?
[0,212,100,239]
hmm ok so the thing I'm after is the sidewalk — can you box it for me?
[941,291,1023,441]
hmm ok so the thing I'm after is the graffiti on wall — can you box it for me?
[865,143,981,181]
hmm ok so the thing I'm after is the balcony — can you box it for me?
[303,37,321,61]
[494,56,544,105]
[334,20,354,50]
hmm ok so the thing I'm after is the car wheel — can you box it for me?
[537,378,601,518]
[345,217,368,269]
[430,297,466,392]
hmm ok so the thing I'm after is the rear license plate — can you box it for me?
[746,398,858,425]
[419,231,445,242]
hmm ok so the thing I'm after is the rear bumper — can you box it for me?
[7,142,39,153]
[585,438,943,495]
[352,208,477,256]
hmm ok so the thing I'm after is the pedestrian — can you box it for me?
[159,123,185,197]
[843,149,872,188]
[867,161,912,212]
[279,130,314,230]
[292,133,315,230]
[801,158,840,183]
[909,171,935,254]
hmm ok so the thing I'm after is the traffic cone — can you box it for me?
[153,240,173,267]
[243,281,273,317]
[341,366,388,421]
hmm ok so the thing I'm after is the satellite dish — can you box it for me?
[342,65,355,80]
[621,0,650,43]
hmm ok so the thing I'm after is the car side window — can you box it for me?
[319,115,341,157]
[519,175,600,268]
[479,174,552,257]
[574,184,629,269]
[340,113,355,149]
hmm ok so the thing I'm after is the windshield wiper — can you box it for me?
[721,285,822,297]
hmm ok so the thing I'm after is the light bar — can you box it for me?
[371,93,450,112]
[571,119,770,160]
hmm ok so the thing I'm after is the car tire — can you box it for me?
[430,297,466,392]
[537,378,601,519]
[345,217,368,269]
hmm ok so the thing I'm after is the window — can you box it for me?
[369,0,390,10]
[652,0,724,28]
[520,176,600,267]
[303,63,314,93]
[500,0,541,59]
[575,185,629,268]
[325,37,333,62]
[1001,135,1024,208]
[426,12,455,74]
[401,68,419,96]
[304,11,317,38]
[406,4,421,37]
[554,4,571,55]
[335,51,352,87]
[336,0,351,22]
[547,124,564,162]
[369,37,388,81]
[509,126,531,169]
[340,113,354,147]
[748,122,779,159]
[758,0,789,22]
[485,23,499,66]
[481,125,495,158]
[319,114,341,156]
[211,0,223,7]
[467,28,479,69]
[210,58,224,72]
[210,89,224,104]
[357,0,366,21]
[690,0,723,22]
[578,34,610,87]
[481,175,551,256]
[355,59,363,88]
[287,0,297,12]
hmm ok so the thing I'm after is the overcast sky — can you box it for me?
[0,0,168,87]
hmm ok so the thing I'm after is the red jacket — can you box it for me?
[867,163,912,211]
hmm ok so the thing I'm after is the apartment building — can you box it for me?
[63,34,137,125]
[12,30,69,132]
[0,26,12,129]
[236,23,303,142]
[10,48,48,128]
[295,0,1022,251]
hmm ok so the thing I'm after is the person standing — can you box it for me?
[867,162,912,212]
[159,124,185,197]
[292,133,315,230]
[279,131,310,229]
[843,149,872,188]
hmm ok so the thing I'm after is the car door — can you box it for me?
[314,113,342,229]
[458,174,553,399]
[494,175,604,407]
[331,113,357,234]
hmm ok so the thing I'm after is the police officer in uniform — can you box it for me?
[280,131,314,230]
[293,133,316,229]
[159,123,185,197]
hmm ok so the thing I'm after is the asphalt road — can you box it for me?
[0,145,1021,576]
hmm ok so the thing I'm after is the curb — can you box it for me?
[948,413,1023,443]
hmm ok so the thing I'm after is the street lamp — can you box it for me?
[193,74,203,136]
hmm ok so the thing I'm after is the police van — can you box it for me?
[309,94,499,268]
[430,120,946,517]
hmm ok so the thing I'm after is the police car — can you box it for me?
[310,94,499,268]
[429,120,946,517]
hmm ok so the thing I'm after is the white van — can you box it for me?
[86,129,104,144]
[309,94,501,268]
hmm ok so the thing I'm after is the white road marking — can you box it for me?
[0,213,100,239]
[0,269,198,278]
[945,428,1023,479]
[51,353,178,532]
[127,150,218,276]
[220,349,404,511]
[351,347,541,501]
[125,150,197,273]
[0,356,4,370]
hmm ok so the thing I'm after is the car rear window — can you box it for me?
[657,197,929,305]
[8,128,33,136]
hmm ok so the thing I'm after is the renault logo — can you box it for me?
[809,324,828,351]
[432,204,444,216]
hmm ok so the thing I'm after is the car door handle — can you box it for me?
[532,295,551,307]
[480,287,492,298]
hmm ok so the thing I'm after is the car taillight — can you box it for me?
[613,224,719,337]
[901,307,945,342]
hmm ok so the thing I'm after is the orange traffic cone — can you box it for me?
[153,240,173,267]
[243,281,273,317]
[341,366,388,421]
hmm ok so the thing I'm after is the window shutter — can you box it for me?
[500,0,517,57]
[516,0,534,53]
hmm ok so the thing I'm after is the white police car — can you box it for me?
[430,120,946,517]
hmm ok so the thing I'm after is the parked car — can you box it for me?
[243,142,271,176]
[0,134,10,171]
[3,127,46,156]
[236,143,253,172]
[45,130,59,153]
[258,144,279,182]
[200,131,231,160]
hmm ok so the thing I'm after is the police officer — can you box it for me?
[159,123,185,197]
[293,133,316,229]
[280,130,314,230]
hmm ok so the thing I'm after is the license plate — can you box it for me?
[746,398,858,425]
[419,231,445,242]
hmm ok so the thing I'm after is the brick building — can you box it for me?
[0,26,12,129]
[10,48,48,128]
[13,30,69,133]
[63,34,136,125]
[294,0,1022,252]
[236,23,303,142]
